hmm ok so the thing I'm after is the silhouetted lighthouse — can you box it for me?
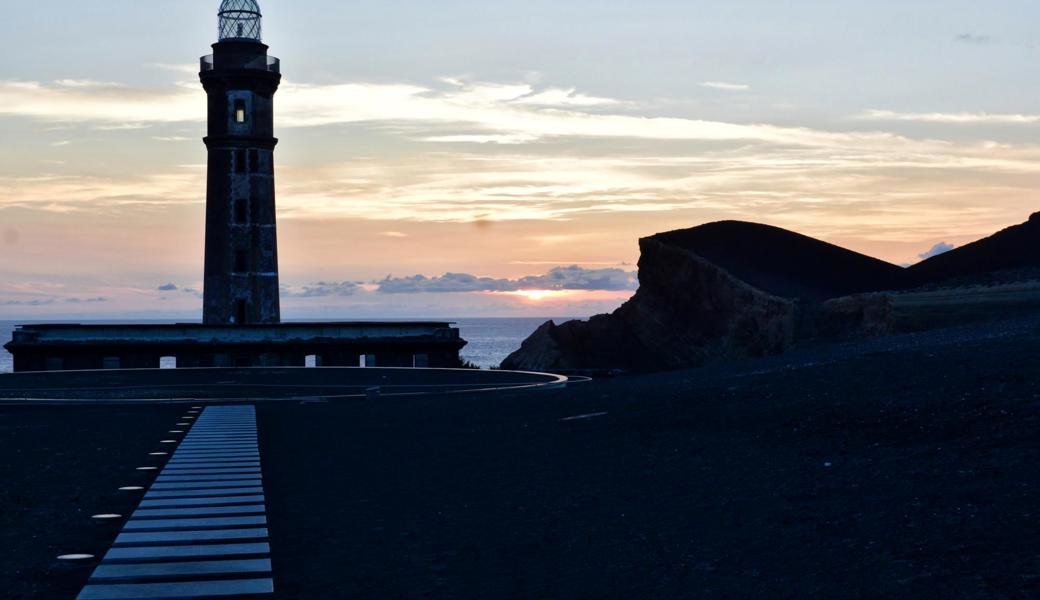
[4,0,467,372]
[200,0,281,325]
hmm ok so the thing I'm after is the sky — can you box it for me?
[1,0,1039,319]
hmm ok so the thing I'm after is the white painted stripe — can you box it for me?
[78,577,274,599]
[144,487,264,499]
[90,558,271,580]
[138,495,265,508]
[132,504,267,517]
[115,528,269,544]
[103,542,270,560]
[156,474,262,482]
[123,516,267,530]
[150,481,263,490]
[157,468,262,474]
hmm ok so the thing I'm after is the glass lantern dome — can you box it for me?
[219,0,262,42]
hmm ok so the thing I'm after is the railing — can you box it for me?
[200,54,280,74]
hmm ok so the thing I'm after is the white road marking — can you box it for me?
[77,406,275,599]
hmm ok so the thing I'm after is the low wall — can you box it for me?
[4,323,467,373]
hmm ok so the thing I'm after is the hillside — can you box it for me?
[652,221,908,301]
[503,213,1040,372]
[909,212,1040,286]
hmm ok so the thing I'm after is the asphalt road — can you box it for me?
[2,315,1038,598]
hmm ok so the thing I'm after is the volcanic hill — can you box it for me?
[503,212,1040,372]
[906,212,1040,286]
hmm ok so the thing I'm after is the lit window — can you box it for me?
[234,99,246,123]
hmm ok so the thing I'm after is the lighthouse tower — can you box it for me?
[200,0,281,325]
[3,0,468,372]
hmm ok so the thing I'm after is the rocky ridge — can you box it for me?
[502,213,1040,372]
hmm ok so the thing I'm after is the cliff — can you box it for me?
[502,233,796,372]
[502,213,1040,373]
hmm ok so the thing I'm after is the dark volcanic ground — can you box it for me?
[259,316,1040,599]
[0,405,185,599]
[0,316,1038,598]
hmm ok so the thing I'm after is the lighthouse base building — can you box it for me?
[4,1,466,373]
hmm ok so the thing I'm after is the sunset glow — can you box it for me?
[498,290,581,302]
[1,1,1037,319]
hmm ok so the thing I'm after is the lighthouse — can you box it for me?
[4,0,467,372]
[200,0,282,325]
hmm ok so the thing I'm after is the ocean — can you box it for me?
[0,318,568,373]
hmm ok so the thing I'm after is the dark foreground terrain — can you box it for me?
[0,405,184,599]
[261,316,1040,598]
[1,316,1038,598]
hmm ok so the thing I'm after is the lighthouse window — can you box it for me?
[249,149,260,173]
[250,194,262,222]
[234,198,248,224]
[236,149,246,174]
[234,99,247,123]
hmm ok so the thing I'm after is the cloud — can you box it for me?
[4,73,1040,246]
[285,281,362,298]
[0,80,198,124]
[379,231,408,238]
[65,296,108,303]
[157,283,178,291]
[151,63,200,75]
[0,76,927,150]
[510,88,620,107]
[0,299,55,306]
[955,33,995,45]
[0,171,202,212]
[377,266,638,294]
[97,123,153,131]
[421,133,539,145]
[918,242,956,260]
[54,79,123,88]
[378,273,516,294]
[700,81,751,92]
[860,109,1040,124]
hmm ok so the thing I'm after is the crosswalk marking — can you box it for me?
[77,406,275,599]
[77,578,274,599]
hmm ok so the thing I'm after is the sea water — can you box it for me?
[0,318,570,373]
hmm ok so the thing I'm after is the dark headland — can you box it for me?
[503,212,1040,372]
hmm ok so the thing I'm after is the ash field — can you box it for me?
[1,313,1037,598]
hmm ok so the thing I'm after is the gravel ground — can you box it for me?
[1,316,1037,599]
[260,316,1040,599]
[0,405,186,599]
